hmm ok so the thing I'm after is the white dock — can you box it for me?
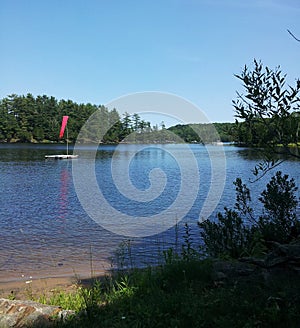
[45,154,78,160]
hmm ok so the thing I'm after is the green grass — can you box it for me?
[36,257,300,328]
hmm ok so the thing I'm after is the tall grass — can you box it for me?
[33,224,300,327]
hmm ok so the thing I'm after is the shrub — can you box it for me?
[259,171,299,243]
[199,208,257,258]
[200,171,299,258]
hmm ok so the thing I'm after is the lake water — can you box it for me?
[0,143,299,282]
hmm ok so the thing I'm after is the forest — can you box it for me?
[1,93,299,145]
[0,94,235,144]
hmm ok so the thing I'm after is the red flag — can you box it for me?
[59,116,69,138]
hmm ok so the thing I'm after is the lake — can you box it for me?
[0,143,299,282]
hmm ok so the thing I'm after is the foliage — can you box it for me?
[0,93,238,144]
[168,124,201,143]
[181,222,198,260]
[232,59,300,175]
[259,171,299,243]
[200,171,299,258]
[37,288,86,312]
[199,208,258,259]
[0,94,102,142]
[168,122,236,143]
[0,94,159,143]
[36,258,300,328]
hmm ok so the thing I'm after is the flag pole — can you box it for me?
[66,126,69,156]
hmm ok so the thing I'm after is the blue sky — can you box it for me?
[1,0,299,123]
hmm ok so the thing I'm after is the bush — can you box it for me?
[199,209,257,258]
[200,171,299,258]
[259,171,299,243]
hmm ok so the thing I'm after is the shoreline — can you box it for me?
[0,276,76,300]
[0,266,110,300]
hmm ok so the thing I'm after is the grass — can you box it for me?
[33,256,300,328]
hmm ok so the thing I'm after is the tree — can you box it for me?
[233,59,300,176]
[132,113,141,132]
[0,96,19,141]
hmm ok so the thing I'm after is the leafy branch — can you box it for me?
[233,60,300,178]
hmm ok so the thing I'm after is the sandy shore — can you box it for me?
[0,276,77,300]
[0,264,110,300]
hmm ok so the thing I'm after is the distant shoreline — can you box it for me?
[0,140,236,146]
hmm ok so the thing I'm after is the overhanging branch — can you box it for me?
[287,29,300,42]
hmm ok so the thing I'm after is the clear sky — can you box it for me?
[1,0,299,123]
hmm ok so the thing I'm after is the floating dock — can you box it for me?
[45,154,79,160]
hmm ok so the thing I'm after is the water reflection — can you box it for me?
[237,146,300,162]
[58,168,69,233]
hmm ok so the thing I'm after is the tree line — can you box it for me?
[1,63,299,148]
[0,93,236,144]
[0,94,156,143]
[0,94,98,143]
[168,123,236,143]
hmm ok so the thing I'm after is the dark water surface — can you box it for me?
[0,143,299,281]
